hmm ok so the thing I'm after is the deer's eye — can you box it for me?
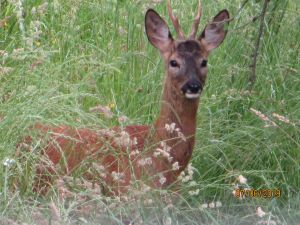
[201,60,207,67]
[170,60,179,68]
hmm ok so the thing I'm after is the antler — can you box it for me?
[167,0,185,39]
[189,0,202,39]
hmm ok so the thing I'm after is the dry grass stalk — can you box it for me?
[250,108,277,127]
[272,113,294,125]
[49,201,62,222]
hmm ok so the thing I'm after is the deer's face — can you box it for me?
[145,2,229,99]
[167,40,208,99]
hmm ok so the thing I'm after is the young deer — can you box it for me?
[30,0,230,195]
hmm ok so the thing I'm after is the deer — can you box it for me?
[24,0,230,196]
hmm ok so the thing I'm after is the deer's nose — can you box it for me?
[181,79,203,99]
[182,80,202,94]
[188,82,201,93]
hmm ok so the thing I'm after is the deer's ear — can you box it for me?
[199,10,230,53]
[145,9,173,55]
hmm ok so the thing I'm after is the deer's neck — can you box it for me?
[153,78,199,174]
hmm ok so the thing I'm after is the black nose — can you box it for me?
[182,80,202,94]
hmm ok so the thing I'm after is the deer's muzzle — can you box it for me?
[181,79,203,99]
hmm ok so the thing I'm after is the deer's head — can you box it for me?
[145,0,229,99]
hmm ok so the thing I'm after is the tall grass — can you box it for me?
[0,0,299,224]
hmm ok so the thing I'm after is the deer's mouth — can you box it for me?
[185,90,201,99]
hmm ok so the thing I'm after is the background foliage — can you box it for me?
[0,0,299,224]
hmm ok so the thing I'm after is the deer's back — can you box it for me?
[31,123,150,194]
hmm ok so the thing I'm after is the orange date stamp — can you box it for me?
[234,189,281,199]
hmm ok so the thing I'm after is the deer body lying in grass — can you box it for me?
[28,0,230,195]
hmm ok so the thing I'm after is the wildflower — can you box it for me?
[24,85,37,96]
[237,175,247,184]
[181,175,192,183]
[98,129,115,138]
[30,20,42,39]
[174,127,186,141]
[30,59,44,70]
[132,137,138,145]
[118,26,126,35]
[3,158,15,167]
[25,20,42,48]
[152,0,163,4]
[159,174,167,185]
[114,131,133,147]
[188,189,199,196]
[89,105,113,118]
[178,169,193,183]
[200,203,208,209]
[138,157,153,166]
[154,141,173,161]
[11,48,25,60]
[108,202,117,209]
[121,196,128,202]
[188,181,197,186]
[256,207,266,218]
[161,142,173,161]
[208,202,215,208]
[165,123,187,141]
[99,172,107,179]
[25,37,33,49]
[108,41,113,49]
[92,163,107,178]
[111,171,125,183]
[52,0,60,13]
[155,148,173,162]
[118,115,129,123]
[92,163,105,171]
[0,17,10,28]
[172,162,180,171]
[178,170,185,180]
[13,47,23,53]
[201,201,222,208]
[130,149,140,157]
[216,201,222,208]
[37,2,48,15]
[176,129,186,141]
[31,7,37,15]
[141,183,151,193]
[0,50,8,56]
[160,141,171,152]
[13,0,26,38]
[187,163,194,177]
[153,151,160,157]
[165,123,176,133]
[0,67,13,75]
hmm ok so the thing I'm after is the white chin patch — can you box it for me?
[185,93,200,99]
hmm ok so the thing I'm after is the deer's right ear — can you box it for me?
[199,10,230,53]
[145,9,173,55]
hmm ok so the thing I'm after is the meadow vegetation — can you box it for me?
[0,0,299,224]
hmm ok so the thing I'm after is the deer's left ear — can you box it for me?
[199,10,230,53]
[145,9,173,57]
